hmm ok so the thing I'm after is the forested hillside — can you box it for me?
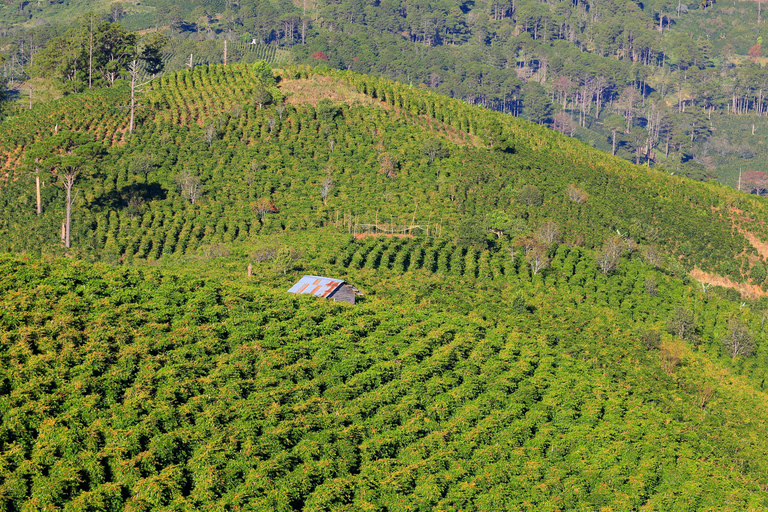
[4,0,768,185]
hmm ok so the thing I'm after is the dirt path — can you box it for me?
[727,206,768,260]
[353,233,414,240]
[737,226,768,260]
[689,268,767,299]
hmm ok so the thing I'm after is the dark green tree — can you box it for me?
[139,32,168,76]
[253,60,276,86]
[30,21,137,92]
[516,185,543,207]
[486,210,525,238]
[316,98,340,122]
[456,216,489,249]
[254,84,273,109]
[522,81,552,125]
[422,138,447,164]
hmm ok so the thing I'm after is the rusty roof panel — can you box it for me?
[288,275,345,298]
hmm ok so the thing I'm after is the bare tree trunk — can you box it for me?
[129,61,137,134]
[89,18,94,89]
[64,174,76,248]
[36,174,41,216]
[223,40,227,65]
[128,60,150,134]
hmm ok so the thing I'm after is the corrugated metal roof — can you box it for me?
[287,275,345,298]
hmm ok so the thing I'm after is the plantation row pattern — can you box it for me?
[1,255,767,510]
[0,64,767,286]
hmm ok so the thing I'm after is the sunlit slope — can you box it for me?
[1,254,767,510]
[0,64,766,288]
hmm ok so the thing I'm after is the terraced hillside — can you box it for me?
[1,64,767,291]
[1,245,768,510]
[2,65,765,285]
[2,63,768,511]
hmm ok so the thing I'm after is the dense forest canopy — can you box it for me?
[3,0,768,184]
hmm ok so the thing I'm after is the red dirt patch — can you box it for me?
[738,227,768,260]
[689,268,767,299]
[726,206,768,260]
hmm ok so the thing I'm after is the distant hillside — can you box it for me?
[158,39,289,74]
[4,0,768,182]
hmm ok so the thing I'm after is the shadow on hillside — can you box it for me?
[93,183,167,210]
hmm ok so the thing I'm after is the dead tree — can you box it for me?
[176,171,202,204]
[320,175,334,205]
[24,148,48,216]
[61,169,79,248]
[723,318,756,358]
[526,243,551,276]
[597,237,624,275]
[253,197,276,224]
[534,220,560,244]
[33,160,42,216]
[128,60,152,134]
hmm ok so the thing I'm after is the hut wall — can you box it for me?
[329,284,357,304]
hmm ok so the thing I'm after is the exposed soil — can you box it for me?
[737,226,768,260]
[278,76,475,147]
[690,268,767,299]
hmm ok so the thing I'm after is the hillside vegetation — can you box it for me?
[5,0,768,184]
[1,64,768,510]
[1,64,768,288]
[1,240,768,510]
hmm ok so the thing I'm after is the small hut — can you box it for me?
[287,275,363,305]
